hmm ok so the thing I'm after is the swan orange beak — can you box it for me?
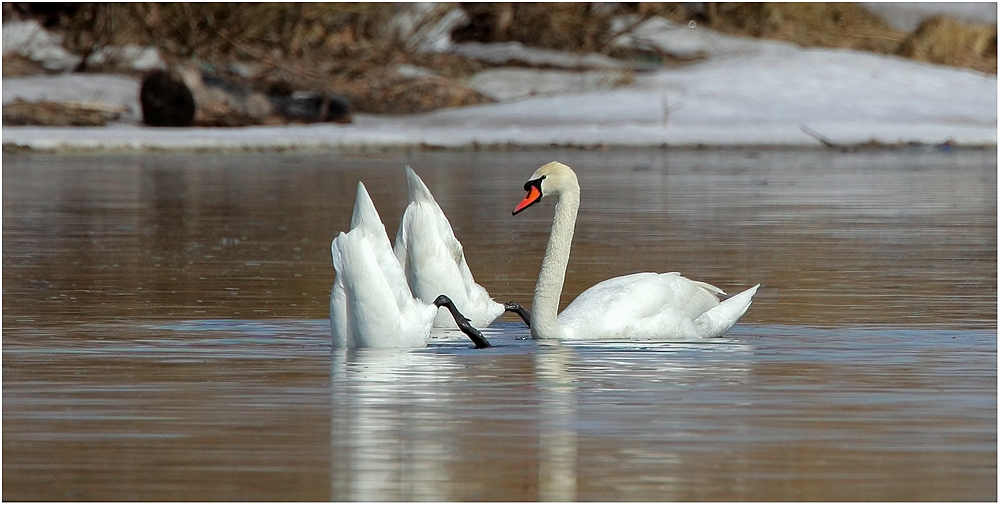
[513,185,542,215]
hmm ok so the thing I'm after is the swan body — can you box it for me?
[394,166,505,328]
[513,161,759,341]
[330,182,489,348]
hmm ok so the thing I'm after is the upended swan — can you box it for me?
[394,166,531,327]
[512,161,759,341]
[330,182,491,348]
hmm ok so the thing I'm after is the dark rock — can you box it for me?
[140,69,195,127]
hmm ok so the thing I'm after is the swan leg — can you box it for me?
[503,301,531,328]
[433,295,492,349]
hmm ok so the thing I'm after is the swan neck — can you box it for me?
[531,188,579,340]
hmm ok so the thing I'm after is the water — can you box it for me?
[3,148,996,500]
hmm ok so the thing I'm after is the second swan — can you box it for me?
[512,161,759,341]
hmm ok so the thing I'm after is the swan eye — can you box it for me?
[514,177,545,215]
[523,175,545,192]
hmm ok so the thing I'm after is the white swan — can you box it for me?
[394,166,531,328]
[330,182,490,348]
[512,161,759,341]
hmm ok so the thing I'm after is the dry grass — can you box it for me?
[2,54,48,77]
[445,3,997,75]
[54,3,397,63]
[695,3,905,53]
[898,15,997,74]
[456,3,616,53]
[5,2,995,120]
[35,3,491,114]
[657,3,996,74]
[2,100,123,126]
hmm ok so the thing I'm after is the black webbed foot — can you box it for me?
[433,295,492,349]
[503,301,531,328]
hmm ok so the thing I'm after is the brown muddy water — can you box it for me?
[3,148,996,501]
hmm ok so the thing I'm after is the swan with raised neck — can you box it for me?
[513,161,759,341]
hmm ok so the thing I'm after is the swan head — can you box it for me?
[512,161,579,215]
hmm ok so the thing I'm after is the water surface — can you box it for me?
[3,149,996,500]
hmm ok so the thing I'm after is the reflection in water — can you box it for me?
[323,335,765,501]
[330,348,484,501]
[535,343,577,501]
[330,348,459,501]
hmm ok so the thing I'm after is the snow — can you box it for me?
[3,19,996,151]
[2,19,81,72]
[611,16,796,58]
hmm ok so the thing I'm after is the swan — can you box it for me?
[394,166,531,327]
[512,161,759,341]
[330,182,491,349]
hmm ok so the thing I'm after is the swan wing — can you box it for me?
[394,166,503,327]
[351,182,412,308]
[558,272,725,340]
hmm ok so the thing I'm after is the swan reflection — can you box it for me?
[330,348,461,501]
[329,332,755,501]
[535,343,578,501]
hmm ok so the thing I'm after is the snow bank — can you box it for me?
[3,19,995,151]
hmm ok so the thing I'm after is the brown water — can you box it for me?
[3,149,996,501]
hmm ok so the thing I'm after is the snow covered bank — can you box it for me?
[4,21,995,151]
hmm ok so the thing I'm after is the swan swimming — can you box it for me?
[394,166,531,327]
[330,182,491,348]
[512,161,759,341]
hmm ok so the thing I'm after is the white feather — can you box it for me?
[329,182,438,348]
[394,166,504,328]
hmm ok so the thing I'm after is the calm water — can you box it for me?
[3,149,996,501]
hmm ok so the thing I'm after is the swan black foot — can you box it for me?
[504,301,531,328]
[433,295,492,349]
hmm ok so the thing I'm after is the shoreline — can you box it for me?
[6,140,992,156]
[5,8,995,157]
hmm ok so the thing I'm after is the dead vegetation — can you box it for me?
[687,3,905,53]
[2,53,48,77]
[2,100,123,126]
[687,3,996,74]
[898,15,997,74]
[449,3,996,74]
[453,3,653,53]
[6,3,493,114]
[3,2,996,120]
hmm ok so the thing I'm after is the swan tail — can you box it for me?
[405,165,436,204]
[350,182,384,233]
[695,284,759,337]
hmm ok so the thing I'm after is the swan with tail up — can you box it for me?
[330,182,490,348]
[394,166,531,328]
[512,161,759,341]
